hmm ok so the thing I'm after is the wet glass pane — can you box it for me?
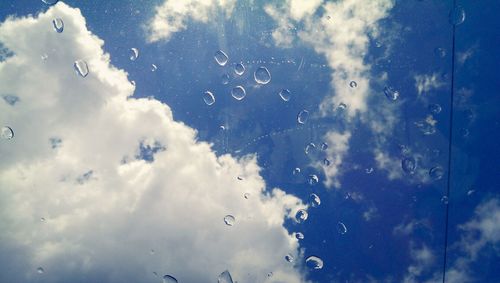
[0,1,497,282]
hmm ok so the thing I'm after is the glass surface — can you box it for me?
[0,0,498,282]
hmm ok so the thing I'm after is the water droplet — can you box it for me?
[365,167,374,174]
[254,66,271,84]
[234,63,245,75]
[1,126,14,140]
[337,222,347,234]
[384,86,399,101]
[203,91,215,105]
[74,60,89,78]
[243,193,250,199]
[449,6,465,25]
[285,254,294,263]
[441,195,449,205]
[435,47,446,58]
[309,193,321,207]
[41,54,48,61]
[323,158,331,166]
[37,267,44,274]
[460,128,469,137]
[40,217,45,222]
[295,232,304,240]
[297,110,309,124]
[429,166,444,180]
[130,80,136,86]
[295,209,308,223]
[151,64,157,72]
[428,103,442,114]
[401,157,417,174]
[224,215,235,226]
[214,50,229,66]
[218,270,234,283]
[2,95,19,106]
[150,249,155,255]
[129,48,139,61]
[467,189,475,196]
[267,272,273,278]
[308,174,319,185]
[279,89,291,101]
[305,256,324,270]
[349,81,357,88]
[293,167,301,175]
[221,73,230,85]
[52,18,64,33]
[304,142,316,154]
[237,176,243,180]
[231,86,246,101]
[41,0,58,5]
[162,274,178,283]
[320,142,328,151]
[338,102,347,110]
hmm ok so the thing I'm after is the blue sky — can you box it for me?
[0,0,499,282]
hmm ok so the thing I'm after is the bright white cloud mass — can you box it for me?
[0,3,308,283]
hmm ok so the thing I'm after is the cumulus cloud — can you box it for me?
[318,131,351,188]
[414,73,445,96]
[0,3,308,283]
[147,0,236,42]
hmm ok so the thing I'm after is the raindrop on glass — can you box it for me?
[41,0,58,5]
[52,18,64,33]
[305,256,324,270]
[129,48,139,61]
[365,167,374,174]
[435,47,446,58]
[74,60,89,77]
[243,193,250,199]
[162,274,178,283]
[308,174,319,185]
[349,81,357,88]
[384,86,399,101]
[221,73,230,85]
[297,110,309,124]
[254,66,271,84]
[401,157,417,174]
[214,50,229,66]
[37,267,44,274]
[224,215,235,226]
[237,176,243,180]
[441,195,449,205]
[231,86,246,101]
[323,158,331,166]
[218,270,234,283]
[337,221,347,234]
[234,63,245,75]
[295,232,304,240]
[285,254,294,263]
[304,142,316,154]
[40,217,46,222]
[428,103,442,114]
[203,91,215,105]
[429,166,444,180]
[321,142,328,151]
[338,102,347,110]
[293,167,301,175]
[309,193,321,207]
[279,89,291,102]
[1,126,14,140]
[151,64,157,72]
[295,209,308,223]
[41,54,48,61]
[449,6,466,25]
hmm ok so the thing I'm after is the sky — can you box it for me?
[0,0,499,283]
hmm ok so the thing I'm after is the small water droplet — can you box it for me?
[384,86,399,101]
[40,217,45,222]
[435,47,446,58]
[460,128,469,137]
[243,193,250,199]
[304,142,316,154]
[41,0,58,5]
[428,103,442,114]
[231,86,246,101]
[285,254,294,263]
[203,91,215,105]
[305,256,324,270]
[293,167,301,175]
[74,60,89,77]
[162,274,178,283]
[338,102,347,110]
[214,50,229,66]
[52,18,64,33]
[429,166,444,180]
[295,209,308,223]
[150,249,155,255]
[237,176,243,180]
[365,167,374,174]
[309,193,321,207]
[129,48,139,61]
[402,157,417,174]
[297,110,309,124]
[1,126,14,140]
[449,6,465,25]
[320,142,328,151]
[151,64,157,72]
[37,267,44,274]
[337,222,347,234]
[323,158,331,166]
[254,66,271,84]
[441,195,449,205]
[234,63,245,75]
[295,232,304,240]
[221,73,230,85]
[41,54,48,61]
[308,174,319,185]
[224,215,235,226]
[467,189,475,196]
[218,270,234,283]
[349,81,357,88]
[279,89,291,101]
[267,272,273,278]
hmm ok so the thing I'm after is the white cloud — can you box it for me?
[147,0,236,42]
[318,131,351,188]
[0,3,308,283]
[414,73,445,95]
[402,244,435,283]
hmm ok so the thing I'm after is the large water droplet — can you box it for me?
[295,232,304,240]
[203,91,215,105]
[295,209,308,223]
[349,81,357,88]
[234,63,245,75]
[41,0,58,5]
[162,274,178,283]
[52,18,64,33]
[218,270,234,283]
[221,73,230,85]
[429,166,444,180]
[309,193,321,207]
[304,142,316,155]
[305,256,324,270]
[37,267,44,274]
[279,89,291,101]
[337,222,347,234]
[224,215,235,226]
[449,6,466,25]
[214,50,228,66]
[308,174,319,185]
[129,48,139,61]
[285,254,294,263]
[254,66,271,84]
[1,126,14,140]
[401,157,417,174]
[74,60,89,78]
[231,86,246,101]
[384,86,399,101]
[297,110,309,124]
